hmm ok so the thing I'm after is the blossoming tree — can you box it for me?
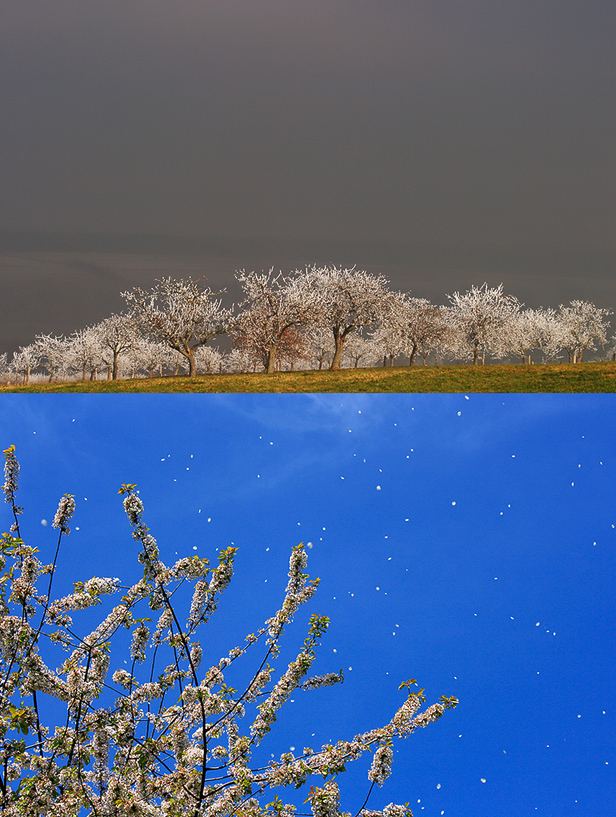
[556,300,611,363]
[123,278,232,378]
[298,267,393,370]
[446,283,521,365]
[0,447,457,816]
[233,271,315,374]
[30,335,70,383]
[371,295,449,367]
[8,345,41,386]
[92,314,140,381]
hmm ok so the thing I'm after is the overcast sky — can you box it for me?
[1,394,614,814]
[1,1,614,353]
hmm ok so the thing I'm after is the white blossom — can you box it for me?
[52,494,76,534]
[130,622,150,662]
[368,745,393,786]
[383,804,411,817]
[112,668,133,688]
[309,781,341,817]
[3,445,19,502]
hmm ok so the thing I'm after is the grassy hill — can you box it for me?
[3,362,616,393]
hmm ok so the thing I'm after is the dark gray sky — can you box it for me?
[1,0,614,353]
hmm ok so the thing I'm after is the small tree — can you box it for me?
[342,333,380,369]
[303,327,334,371]
[528,307,565,363]
[126,338,178,379]
[31,335,69,383]
[123,278,232,378]
[223,348,255,374]
[234,271,315,374]
[369,294,406,367]
[65,327,103,382]
[0,446,458,816]
[299,267,393,370]
[372,295,447,367]
[93,314,139,380]
[446,283,521,365]
[494,308,549,364]
[9,345,41,385]
[194,345,224,375]
[557,300,611,363]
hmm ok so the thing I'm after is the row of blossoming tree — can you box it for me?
[2,267,613,382]
[1,444,458,815]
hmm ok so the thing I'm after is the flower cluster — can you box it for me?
[383,804,414,817]
[412,703,445,728]
[52,493,75,533]
[310,781,341,817]
[2,445,19,504]
[368,745,393,786]
[130,621,150,663]
[251,650,315,742]
[122,491,144,525]
[301,671,343,690]
[391,693,423,736]
[84,576,120,595]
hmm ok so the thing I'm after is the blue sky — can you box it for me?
[1,394,615,815]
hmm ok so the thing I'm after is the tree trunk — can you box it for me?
[112,351,119,380]
[187,348,196,377]
[330,334,344,370]
[266,343,277,374]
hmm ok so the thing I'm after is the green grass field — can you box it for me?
[3,361,616,393]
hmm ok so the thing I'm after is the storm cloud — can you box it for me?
[1,1,614,352]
